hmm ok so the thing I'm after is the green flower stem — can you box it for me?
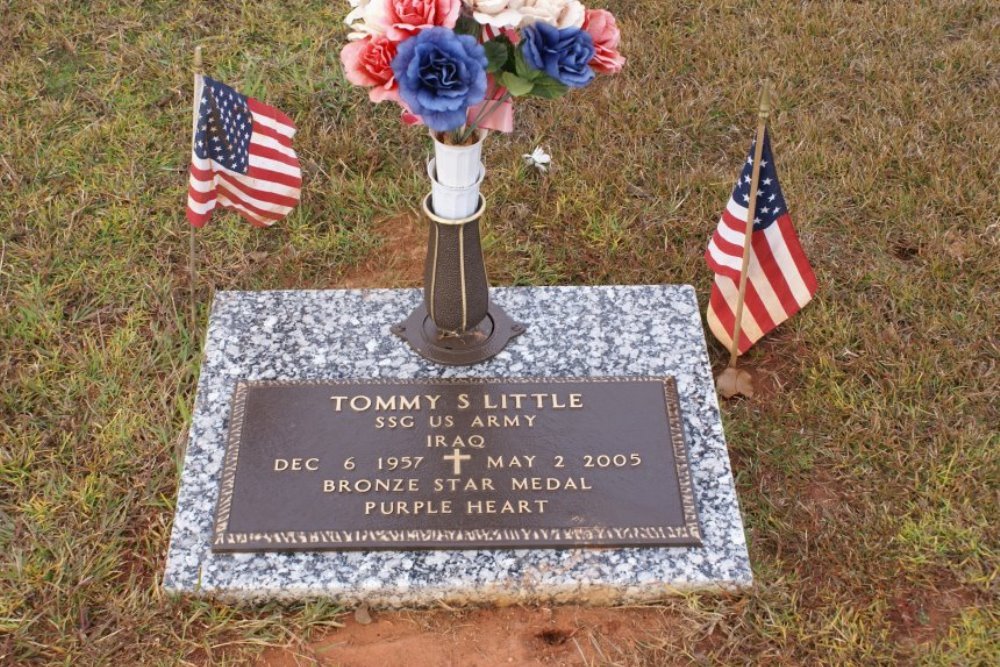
[459,85,495,141]
[458,90,513,144]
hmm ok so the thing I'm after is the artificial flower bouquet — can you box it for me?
[340,1,625,364]
[340,1,625,182]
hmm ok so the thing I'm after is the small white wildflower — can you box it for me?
[522,146,551,172]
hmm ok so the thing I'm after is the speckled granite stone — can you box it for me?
[163,286,752,606]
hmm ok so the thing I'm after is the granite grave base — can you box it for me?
[163,286,752,607]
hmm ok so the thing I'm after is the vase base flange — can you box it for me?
[392,303,525,366]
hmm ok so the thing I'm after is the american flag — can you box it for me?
[186,75,301,228]
[705,129,817,354]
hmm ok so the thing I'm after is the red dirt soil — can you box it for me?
[258,605,681,667]
[340,213,426,289]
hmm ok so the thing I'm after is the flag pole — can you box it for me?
[726,80,771,368]
[189,46,202,330]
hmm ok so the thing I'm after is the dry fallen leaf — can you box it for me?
[354,604,372,625]
[716,367,754,399]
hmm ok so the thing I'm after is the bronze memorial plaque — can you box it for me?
[212,377,702,552]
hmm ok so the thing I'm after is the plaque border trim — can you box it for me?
[212,376,702,551]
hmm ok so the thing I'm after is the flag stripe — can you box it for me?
[706,283,734,349]
[706,240,745,283]
[722,206,749,235]
[250,110,295,139]
[248,153,301,179]
[722,199,755,230]
[252,121,294,147]
[762,217,812,307]
[214,181,289,220]
[248,142,300,169]
[188,168,215,194]
[187,182,215,203]
[248,98,296,132]
[251,113,295,139]
[187,193,216,214]
[716,213,748,248]
[243,163,302,189]
[250,131,297,159]
[186,197,215,227]
[746,252,790,325]
[743,275,777,335]
[707,276,757,354]
[216,170,300,207]
[750,226,801,317]
[777,213,818,294]
[215,192,274,227]
[714,273,765,344]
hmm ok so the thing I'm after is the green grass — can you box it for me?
[2,0,998,664]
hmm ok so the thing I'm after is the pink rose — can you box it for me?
[381,0,461,42]
[341,35,400,103]
[582,9,625,74]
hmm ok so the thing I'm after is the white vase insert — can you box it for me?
[427,158,485,220]
[431,129,487,188]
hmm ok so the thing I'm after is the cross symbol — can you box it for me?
[442,450,471,475]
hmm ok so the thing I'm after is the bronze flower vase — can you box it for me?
[393,193,524,365]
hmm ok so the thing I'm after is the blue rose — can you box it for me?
[392,28,488,133]
[521,23,595,89]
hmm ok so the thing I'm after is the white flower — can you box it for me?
[522,146,551,172]
[345,0,386,41]
[462,0,584,29]
[518,0,585,29]
[463,0,526,29]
